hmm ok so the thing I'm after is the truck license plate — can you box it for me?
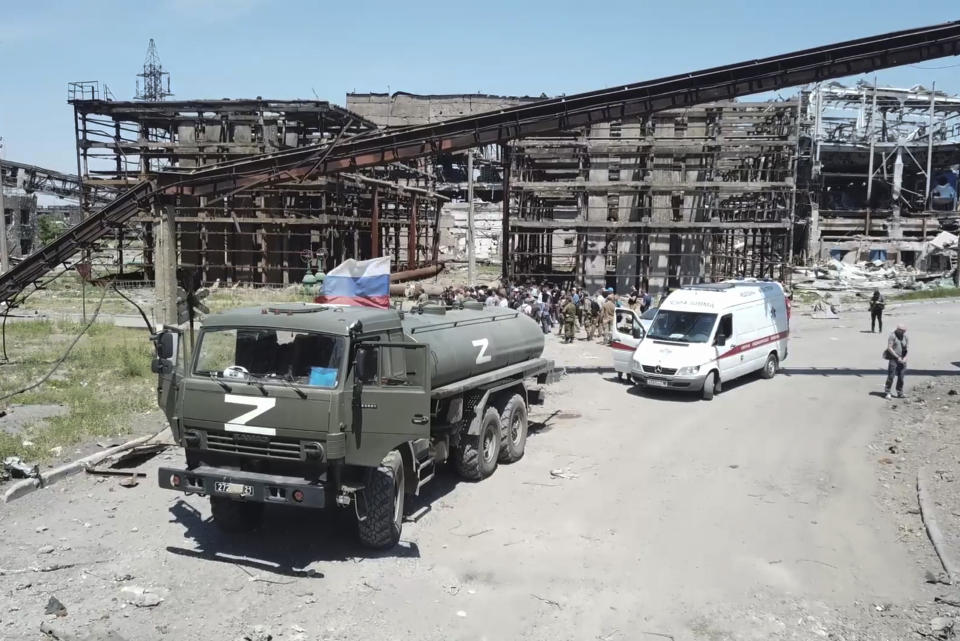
[647,379,668,387]
[215,482,253,497]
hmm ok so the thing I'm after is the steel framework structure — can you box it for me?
[3,20,960,303]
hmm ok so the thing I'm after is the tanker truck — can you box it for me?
[151,301,553,548]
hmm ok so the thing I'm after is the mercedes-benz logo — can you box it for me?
[655,365,662,374]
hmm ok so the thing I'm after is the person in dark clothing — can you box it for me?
[869,289,885,333]
[884,324,908,399]
[641,291,652,313]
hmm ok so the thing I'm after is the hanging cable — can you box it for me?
[0,282,109,404]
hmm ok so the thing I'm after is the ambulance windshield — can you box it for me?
[646,311,717,343]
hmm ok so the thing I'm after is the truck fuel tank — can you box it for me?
[400,306,544,388]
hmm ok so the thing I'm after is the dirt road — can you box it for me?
[3,301,959,640]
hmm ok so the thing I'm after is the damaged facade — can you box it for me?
[68,83,445,286]
[804,82,960,270]
[1,193,39,259]
[5,74,959,294]
[350,93,798,291]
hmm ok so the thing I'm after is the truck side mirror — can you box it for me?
[715,334,727,347]
[632,326,644,340]
[355,346,379,384]
[155,332,175,360]
[151,358,173,375]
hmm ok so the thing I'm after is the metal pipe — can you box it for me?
[390,262,445,284]
[467,151,476,286]
[501,145,511,282]
[866,79,878,205]
[370,187,379,258]
[408,196,418,269]
[0,138,7,275]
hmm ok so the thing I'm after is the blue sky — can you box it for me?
[2,0,960,178]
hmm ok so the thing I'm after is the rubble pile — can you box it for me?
[793,259,956,295]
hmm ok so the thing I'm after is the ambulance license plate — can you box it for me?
[215,482,253,497]
[646,379,668,387]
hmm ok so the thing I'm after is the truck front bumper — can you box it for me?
[158,465,326,509]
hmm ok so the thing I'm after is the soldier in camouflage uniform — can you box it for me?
[562,297,578,343]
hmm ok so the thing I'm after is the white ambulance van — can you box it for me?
[629,281,789,400]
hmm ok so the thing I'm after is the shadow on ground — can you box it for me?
[166,471,462,572]
[782,367,960,377]
[167,497,421,575]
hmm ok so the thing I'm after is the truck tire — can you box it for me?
[358,451,405,549]
[210,496,263,533]
[498,394,528,463]
[761,352,778,379]
[455,407,501,481]
[701,370,718,401]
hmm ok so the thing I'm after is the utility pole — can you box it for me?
[0,137,9,275]
[924,82,936,211]
[466,151,476,286]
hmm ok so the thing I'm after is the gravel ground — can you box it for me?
[3,303,960,640]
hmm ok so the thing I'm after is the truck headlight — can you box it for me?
[676,365,700,376]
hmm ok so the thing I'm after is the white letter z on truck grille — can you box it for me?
[224,394,277,435]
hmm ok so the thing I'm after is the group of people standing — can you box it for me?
[437,282,654,345]
[555,287,654,344]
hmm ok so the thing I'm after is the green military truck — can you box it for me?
[153,302,553,548]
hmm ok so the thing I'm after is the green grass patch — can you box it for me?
[891,287,960,302]
[205,286,311,313]
[0,321,156,463]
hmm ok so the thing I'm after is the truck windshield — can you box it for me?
[193,328,344,388]
[646,310,717,343]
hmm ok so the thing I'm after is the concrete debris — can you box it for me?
[929,231,959,250]
[120,585,163,608]
[3,456,39,479]
[37,545,55,555]
[236,625,273,641]
[44,596,67,617]
[793,259,955,295]
[549,468,578,480]
[930,616,954,636]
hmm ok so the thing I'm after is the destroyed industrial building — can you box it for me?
[2,25,960,318]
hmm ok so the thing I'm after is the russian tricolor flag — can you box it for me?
[316,257,391,309]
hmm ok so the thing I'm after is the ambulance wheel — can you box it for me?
[498,394,528,463]
[702,371,718,401]
[455,408,501,481]
[761,352,779,379]
[210,496,263,533]
[358,450,404,549]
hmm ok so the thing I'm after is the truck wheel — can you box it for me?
[498,394,528,463]
[210,496,263,533]
[455,407,501,481]
[761,352,779,379]
[358,451,404,549]
[701,371,718,401]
